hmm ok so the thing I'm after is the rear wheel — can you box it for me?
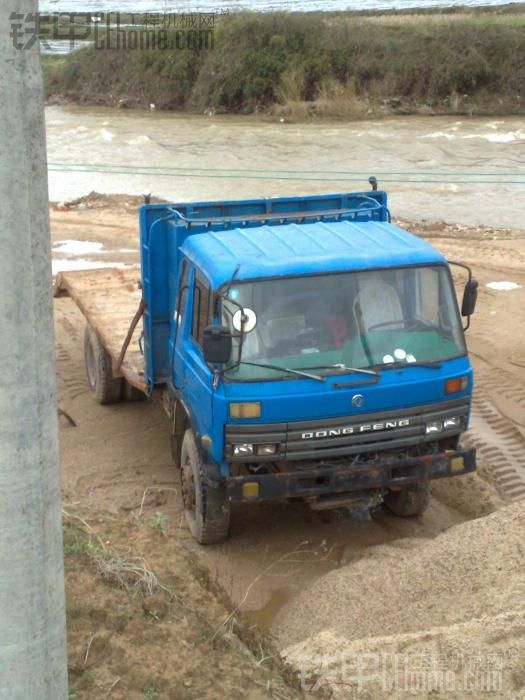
[122,380,146,402]
[84,323,122,404]
[383,481,431,517]
[180,429,230,544]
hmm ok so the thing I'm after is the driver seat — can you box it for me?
[353,278,403,335]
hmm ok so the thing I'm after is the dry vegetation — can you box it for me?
[63,503,307,700]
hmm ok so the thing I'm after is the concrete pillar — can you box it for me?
[0,2,68,698]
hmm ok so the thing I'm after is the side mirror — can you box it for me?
[202,325,232,365]
[461,279,478,317]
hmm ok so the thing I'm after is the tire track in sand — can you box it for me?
[467,393,525,502]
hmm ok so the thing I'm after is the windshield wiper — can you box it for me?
[300,363,379,378]
[371,360,442,371]
[231,361,326,382]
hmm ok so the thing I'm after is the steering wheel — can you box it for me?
[260,292,334,354]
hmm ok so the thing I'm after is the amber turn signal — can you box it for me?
[445,376,469,395]
[229,402,261,419]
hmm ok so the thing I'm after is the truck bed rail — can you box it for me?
[167,195,388,228]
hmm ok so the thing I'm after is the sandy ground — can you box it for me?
[51,195,525,698]
[282,502,525,696]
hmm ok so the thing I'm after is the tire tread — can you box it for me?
[84,324,122,405]
[181,429,230,544]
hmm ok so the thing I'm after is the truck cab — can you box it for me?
[139,190,477,543]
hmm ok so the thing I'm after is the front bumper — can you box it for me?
[224,447,476,502]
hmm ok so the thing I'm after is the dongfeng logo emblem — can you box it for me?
[352,394,365,408]
[300,418,410,440]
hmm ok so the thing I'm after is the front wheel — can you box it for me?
[180,429,231,544]
[383,481,431,517]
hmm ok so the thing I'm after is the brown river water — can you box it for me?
[46,105,525,229]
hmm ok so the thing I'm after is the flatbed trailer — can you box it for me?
[54,268,147,394]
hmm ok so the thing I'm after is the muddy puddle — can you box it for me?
[205,495,477,633]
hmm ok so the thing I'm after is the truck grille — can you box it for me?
[225,398,469,462]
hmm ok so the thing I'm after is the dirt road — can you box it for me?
[52,195,525,697]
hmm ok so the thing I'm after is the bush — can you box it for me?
[43,12,525,115]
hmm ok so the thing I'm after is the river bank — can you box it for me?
[43,10,525,119]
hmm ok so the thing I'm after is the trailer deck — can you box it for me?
[54,267,147,393]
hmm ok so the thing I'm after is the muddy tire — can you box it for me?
[180,429,230,544]
[383,481,431,517]
[84,323,122,404]
[170,431,182,467]
[122,380,146,402]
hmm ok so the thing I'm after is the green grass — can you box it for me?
[148,511,168,536]
[63,524,103,557]
[43,11,525,116]
[142,681,159,699]
[41,56,66,87]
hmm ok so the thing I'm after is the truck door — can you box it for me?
[173,264,214,437]
[172,259,190,390]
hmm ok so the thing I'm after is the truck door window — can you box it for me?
[192,272,211,347]
[176,260,190,326]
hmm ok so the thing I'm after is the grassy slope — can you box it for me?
[63,505,304,699]
[43,11,525,116]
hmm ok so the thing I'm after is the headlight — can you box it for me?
[443,416,462,430]
[426,420,443,434]
[256,444,277,456]
[233,443,254,456]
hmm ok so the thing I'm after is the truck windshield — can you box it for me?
[222,266,466,381]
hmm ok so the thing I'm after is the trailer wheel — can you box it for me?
[180,429,230,544]
[383,482,431,517]
[83,324,122,404]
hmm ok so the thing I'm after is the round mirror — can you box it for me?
[232,308,257,333]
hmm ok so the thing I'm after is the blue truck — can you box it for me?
[59,186,478,543]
